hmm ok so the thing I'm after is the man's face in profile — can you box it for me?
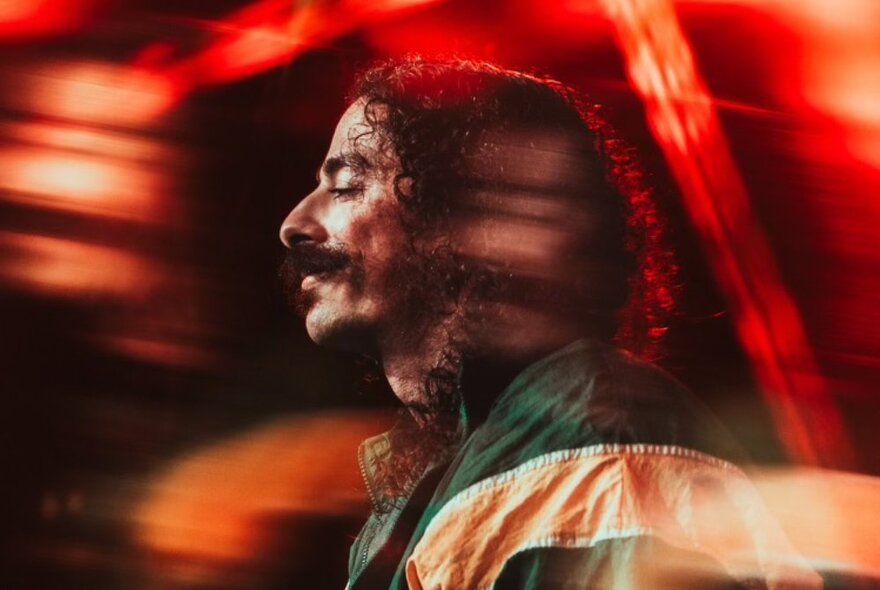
[280,100,599,359]
[279,101,413,353]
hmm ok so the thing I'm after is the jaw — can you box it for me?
[303,290,382,355]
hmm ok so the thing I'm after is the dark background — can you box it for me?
[0,0,878,587]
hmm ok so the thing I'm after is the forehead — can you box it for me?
[327,100,372,157]
[324,100,397,173]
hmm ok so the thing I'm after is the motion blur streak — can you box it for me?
[0,61,175,219]
[0,57,204,369]
[140,0,441,109]
[2,121,170,163]
[598,0,853,468]
[695,0,880,170]
[23,61,175,126]
[134,411,393,587]
[751,467,880,578]
[0,147,165,221]
[0,231,156,298]
[92,334,216,370]
[130,406,880,588]
[0,0,104,40]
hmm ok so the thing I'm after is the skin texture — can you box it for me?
[280,101,597,415]
[280,101,455,412]
[280,101,410,353]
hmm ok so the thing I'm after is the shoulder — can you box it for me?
[462,339,741,479]
[404,342,820,590]
[408,438,819,590]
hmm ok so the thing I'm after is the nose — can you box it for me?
[279,191,328,248]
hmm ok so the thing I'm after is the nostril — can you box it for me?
[279,196,327,247]
[279,224,314,248]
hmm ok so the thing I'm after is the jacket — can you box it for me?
[347,339,820,590]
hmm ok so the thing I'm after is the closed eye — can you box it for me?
[329,187,364,198]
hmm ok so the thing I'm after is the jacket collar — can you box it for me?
[358,412,458,514]
[358,339,593,513]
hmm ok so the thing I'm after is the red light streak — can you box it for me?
[44,62,176,126]
[599,0,853,468]
[135,0,442,112]
[0,231,156,298]
[3,121,172,163]
[0,147,167,221]
[0,0,102,40]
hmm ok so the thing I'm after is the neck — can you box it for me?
[377,303,586,427]
[380,319,463,428]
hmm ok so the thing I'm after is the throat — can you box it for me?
[380,323,465,429]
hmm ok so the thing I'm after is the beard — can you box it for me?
[278,239,487,482]
[278,236,486,382]
[278,242,356,316]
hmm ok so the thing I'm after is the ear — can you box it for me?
[394,174,414,200]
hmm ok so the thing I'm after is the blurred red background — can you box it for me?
[0,0,878,587]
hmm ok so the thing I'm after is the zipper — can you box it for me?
[359,517,377,573]
[357,442,380,574]
[358,441,381,512]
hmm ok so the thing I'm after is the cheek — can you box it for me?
[349,197,410,275]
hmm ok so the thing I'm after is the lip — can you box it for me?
[301,274,319,289]
[301,271,333,289]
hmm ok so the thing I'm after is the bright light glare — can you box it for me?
[0,147,165,221]
[0,231,155,298]
[29,62,175,125]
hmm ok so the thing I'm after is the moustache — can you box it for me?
[279,243,353,311]
[284,242,352,278]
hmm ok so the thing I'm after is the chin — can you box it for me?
[305,304,375,353]
[304,306,337,345]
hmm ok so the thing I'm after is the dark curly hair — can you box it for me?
[349,56,676,359]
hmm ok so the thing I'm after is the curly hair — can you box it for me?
[349,56,676,359]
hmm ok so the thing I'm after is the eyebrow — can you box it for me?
[316,152,371,183]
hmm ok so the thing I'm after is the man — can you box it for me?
[279,58,819,589]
